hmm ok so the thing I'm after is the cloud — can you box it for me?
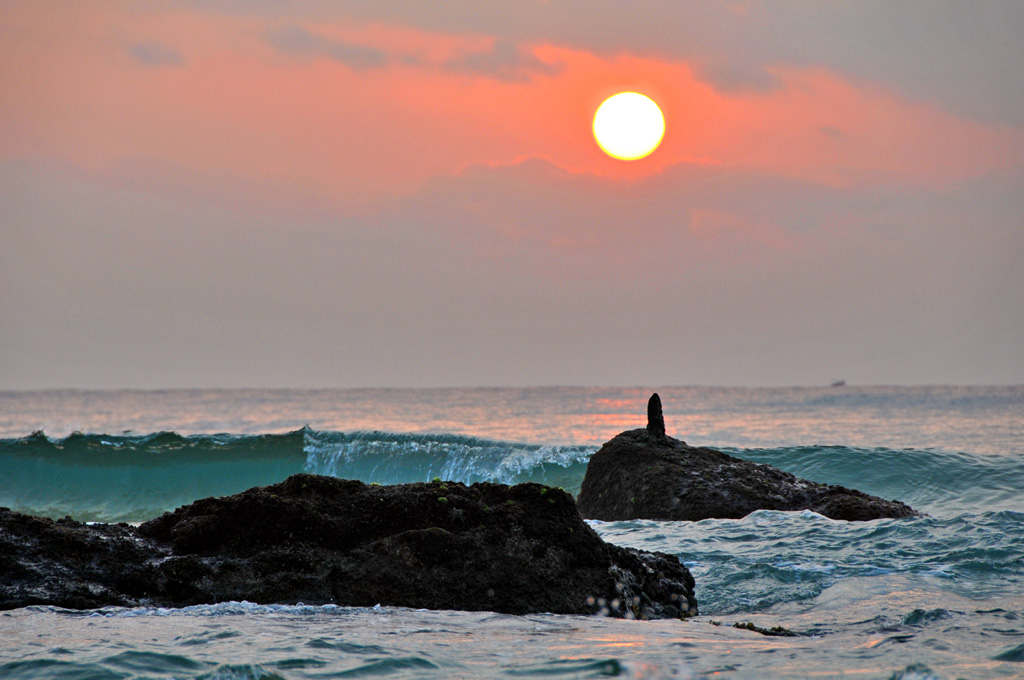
[444,39,563,82]
[763,1,1024,127]
[359,157,1024,383]
[127,42,184,67]
[266,25,561,82]
[376,158,824,277]
[691,55,780,94]
[819,126,845,142]
[215,1,1024,125]
[266,25,389,70]
[2,156,1021,388]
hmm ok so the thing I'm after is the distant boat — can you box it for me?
[830,379,846,388]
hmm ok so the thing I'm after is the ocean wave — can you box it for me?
[0,428,593,522]
[0,429,309,522]
[723,445,1024,515]
[302,429,592,490]
[3,430,1021,523]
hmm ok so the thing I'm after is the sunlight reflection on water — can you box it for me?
[1,386,1020,455]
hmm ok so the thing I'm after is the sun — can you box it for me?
[592,92,665,161]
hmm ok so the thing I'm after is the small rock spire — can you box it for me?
[646,393,666,439]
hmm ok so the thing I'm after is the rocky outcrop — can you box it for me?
[577,394,920,522]
[0,474,697,619]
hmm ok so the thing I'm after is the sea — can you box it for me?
[1,385,1022,679]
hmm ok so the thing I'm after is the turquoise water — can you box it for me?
[1,386,1022,678]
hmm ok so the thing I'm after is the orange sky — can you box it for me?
[2,1,1022,388]
[3,4,1019,199]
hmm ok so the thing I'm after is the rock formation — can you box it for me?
[646,392,666,439]
[577,395,920,522]
[0,474,697,619]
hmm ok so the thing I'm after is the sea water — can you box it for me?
[1,386,1022,679]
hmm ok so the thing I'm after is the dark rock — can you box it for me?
[0,474,697,619]
[0,511,163,610]
[647,392,666,439]
[577,399,920,522]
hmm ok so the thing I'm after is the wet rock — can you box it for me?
[577,396,920,522]
[0,474,697,619]
[0,511,163,610]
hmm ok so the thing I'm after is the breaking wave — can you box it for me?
[2,429,1020,522]
[0,428,593,522]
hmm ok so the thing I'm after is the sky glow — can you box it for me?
[1,2,1022,388]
